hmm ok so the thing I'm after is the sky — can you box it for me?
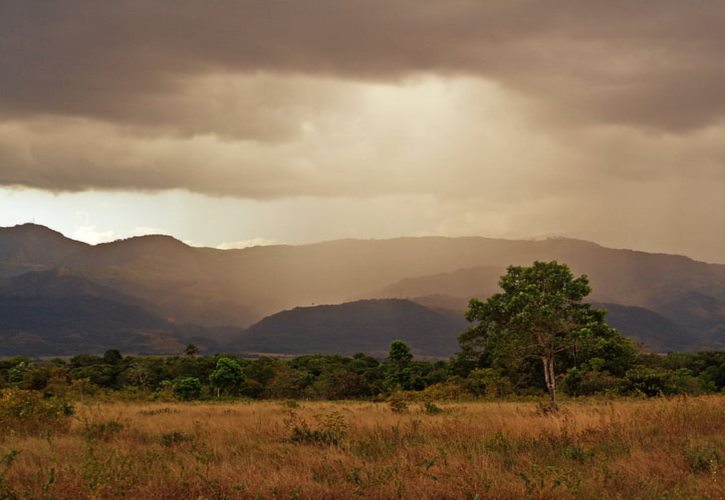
[1,1,724,263]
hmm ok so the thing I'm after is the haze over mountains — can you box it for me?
[1,223,724,356]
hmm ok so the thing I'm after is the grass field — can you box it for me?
[1,396,723,499]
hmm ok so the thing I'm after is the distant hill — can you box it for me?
[371,266,503,302]
[0,267,139,303]
[233,299,468,357]
[0,267,215,356]
[0,223,724,354]
[0,224,88,277]
[0,295,175,356]
[591,303,701,352]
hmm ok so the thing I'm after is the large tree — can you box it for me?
[461,261,632,412]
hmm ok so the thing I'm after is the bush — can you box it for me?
[670,368,705,395]
[284,411,347,446]
[139,407,177,416]
[389,400,408,413]
[238,379,264,399]
[171,377,202,401]
[421,402,443,414]
[0,449,20,499]
[463,368,513,398]
[417,379,469,400]
[562,368,621,396]
[623,367,678,396]
[159,431,193,447]
[683,443,722,474]
[0,388,74,436]
[81,419,125,441]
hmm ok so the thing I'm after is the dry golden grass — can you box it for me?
[1,397,723,499]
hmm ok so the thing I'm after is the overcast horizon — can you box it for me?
[2,2,724,263]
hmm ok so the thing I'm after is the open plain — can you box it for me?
[1,396,723,499]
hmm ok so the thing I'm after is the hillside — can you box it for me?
[0,223,724,353]
[591,303,700,352]
[233,299,468,357]
[0,267,140,304]
[0,267,215,356]
[372,266,504,302]
[0,224,89,277]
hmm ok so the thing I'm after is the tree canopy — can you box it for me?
[461,261,636,411]
[209,357,245,397]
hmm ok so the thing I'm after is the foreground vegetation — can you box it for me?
[0,397,722,498]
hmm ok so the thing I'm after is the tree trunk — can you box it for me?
[542,355,558,413]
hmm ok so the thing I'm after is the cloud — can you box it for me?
[0,1,723,262]
[216,238,277,250]
[71,225,115,245]
[0,78,536,198]
[0,75,723,201]
[1,1,724,134]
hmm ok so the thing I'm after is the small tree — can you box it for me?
[172,377,202,401]
[388,340,413,370]
[184,344,200,357]
[462,261,623,412]
[103,349,123,365]
[209,357,245,397]
[385,340,414,391]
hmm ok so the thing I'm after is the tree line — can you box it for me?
[1,344,722,402]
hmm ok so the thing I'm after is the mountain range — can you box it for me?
[1,223,723,356]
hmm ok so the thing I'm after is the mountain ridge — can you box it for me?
[1,223,723,354]
[6,223,720,265]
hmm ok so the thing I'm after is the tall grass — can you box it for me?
[0,397,722,498]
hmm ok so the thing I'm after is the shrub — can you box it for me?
[0,449,21,499]
[389,400,408,413]
[171,377,202,401]
[159,431,193,447]
[238,379,264,399]
[81,419,125,441]
[464,368,513,398]
[562,368,622,396]
[284,411,347,446]
[421,402,443,414]
[535,401,558,416]
[623,367,678,396]
[0,388,74,436]
[683,443,722,474]
[139,407,177,416]
[670,368,705,395]
[417,380,469,400]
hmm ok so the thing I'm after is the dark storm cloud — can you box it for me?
[1,0,725,133]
